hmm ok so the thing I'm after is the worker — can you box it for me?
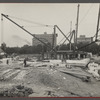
[11,56,14,61]
[78,54,80,59]
[67,55,70,59]
[6,59,9,65]
[23,58,27,67]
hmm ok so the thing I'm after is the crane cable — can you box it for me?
[1,13,56,53]
[8,15,54,28]
[77,4,100,50]
[78,4,93,25]
[58,4,93,45]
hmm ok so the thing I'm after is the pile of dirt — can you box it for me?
[39,72,60,88]
[1,61,100,97]
[24,68,65,88]
[0,85,33,97]
[24,67,100,97]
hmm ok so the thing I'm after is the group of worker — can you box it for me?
[6,56,28,67]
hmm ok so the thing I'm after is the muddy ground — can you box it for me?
[0,57,100,97]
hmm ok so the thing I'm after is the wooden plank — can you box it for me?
[59,69,91,77]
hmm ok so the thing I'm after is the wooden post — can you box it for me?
[70,21,72,51]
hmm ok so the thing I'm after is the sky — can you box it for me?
[0,3,100,47]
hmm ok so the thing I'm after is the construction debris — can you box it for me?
[0,69,21,81]
[44,90,59,97]
[0,85,33,97]
[0,55,100,97]
[61,71,91,82]
[87,62,100,80]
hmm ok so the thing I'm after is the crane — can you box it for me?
[77,4,100,51]
[1,14,56,52]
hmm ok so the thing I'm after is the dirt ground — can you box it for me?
[0,58,100,97]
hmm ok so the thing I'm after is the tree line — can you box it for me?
[2,42,100,55]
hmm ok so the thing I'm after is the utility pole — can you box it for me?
[75,4,80,47]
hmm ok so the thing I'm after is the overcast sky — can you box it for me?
[0,3,99,47]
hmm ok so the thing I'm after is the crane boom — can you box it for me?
[95,4,100,41]
[55,25,72,44]
[1,13,55,52]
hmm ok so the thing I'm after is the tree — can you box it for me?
[1,43,6,52]
[77,42,100,54]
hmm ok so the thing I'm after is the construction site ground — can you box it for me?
[0,55,100,97]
